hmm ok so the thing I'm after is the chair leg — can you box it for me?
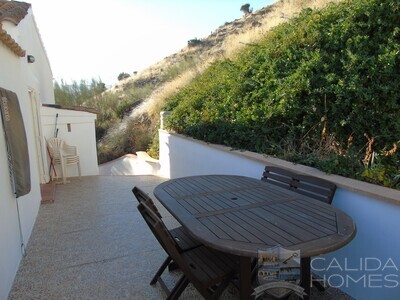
[77,161,81,177]
[150,256,172,285]
[168,261,179,271]
[313,277,327,291]
[300,257,311,300]
[61,160,67,184]
[167,275,189,300]
[207,276,232,300]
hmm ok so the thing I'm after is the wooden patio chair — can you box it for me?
[261,165,337,204]
[132,187,201,283]
[261,165,337,291]
[137,202,238,300]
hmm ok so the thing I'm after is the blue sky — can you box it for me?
[28,0,274,86]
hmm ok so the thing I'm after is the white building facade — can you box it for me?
[0,2,98,298]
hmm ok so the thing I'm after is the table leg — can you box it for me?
[239,256,253,300]
[301,257,311,300]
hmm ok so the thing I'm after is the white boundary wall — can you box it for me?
[159,130,400,299]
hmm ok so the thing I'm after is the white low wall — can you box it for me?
[159,130,400,300]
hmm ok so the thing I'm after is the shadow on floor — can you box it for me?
[10,175,354,300]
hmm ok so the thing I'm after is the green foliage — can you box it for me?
[54,76,161,164]
[53,78,118,142]
[94,56,204,163]
[90,92,120,141]
[164,0,400,189]
[360,144,400,188]
[114,80,157,120]
[118,72,130,81]
[54,78,106,106]
[240,4,252,15]
[97,114,154,163]
[188,38,202,47]
[53,78,120,143]
[147,128,160,159]
[159,56,199,82]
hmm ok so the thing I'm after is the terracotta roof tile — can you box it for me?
[0,1,30,57]
[0,0,30,25]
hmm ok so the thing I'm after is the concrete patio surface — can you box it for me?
[9,175,354,299]
[98,154,160,176]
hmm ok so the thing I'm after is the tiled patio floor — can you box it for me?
[9,175,354,299]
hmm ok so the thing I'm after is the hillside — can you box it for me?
[163,0,399,189]
[112,0,338,93]
[96,0,341,162]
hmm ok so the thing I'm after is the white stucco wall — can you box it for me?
[41,106,99,178]
[0,39,41,300]
[313,189,400,299]
[0,7,54,300]
[159,130,264,179]
[2,12,55,104]
[158,130,400,299]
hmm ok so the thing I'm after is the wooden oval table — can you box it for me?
[154,175,356,299]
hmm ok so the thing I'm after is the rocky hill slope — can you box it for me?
[98,0,340,161]
[114,0,338,92]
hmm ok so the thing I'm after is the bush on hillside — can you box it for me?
[54,79,106,106]
[164,0,400,188]
[118,72,130,81]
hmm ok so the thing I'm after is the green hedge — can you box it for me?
[164,0,399,188]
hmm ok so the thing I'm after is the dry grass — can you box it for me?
[121,0,343,117]
[134,64,212,121]
[223,0,341,59]
[100,0,343,160]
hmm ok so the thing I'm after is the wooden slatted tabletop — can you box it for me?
[154,175,356,299]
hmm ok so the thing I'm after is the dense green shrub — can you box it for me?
[164,0,400,188]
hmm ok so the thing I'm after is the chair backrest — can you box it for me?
[47,137,64,159]
[138,202,236,299]
[132,186,162,218]
[137,202,183,265]
[261,166,337,204]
